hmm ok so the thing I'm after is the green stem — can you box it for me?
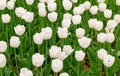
[37,67,39,76]
[14,49,18,73]
[0,68,3,76]
[77,62,80,76]
[106,68,108,76]
[54,72,58,76]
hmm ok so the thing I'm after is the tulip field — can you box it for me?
[1,0,120,76]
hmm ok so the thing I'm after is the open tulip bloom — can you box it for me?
[0,0,120,76]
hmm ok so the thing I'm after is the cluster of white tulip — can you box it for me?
[20,68,33,76]
[0,41,7,68]
[97,49,115,67]
[0,0,15,10]
[49,45,73,72]
[15,7,34,23]
[33,27,52,45]
[88,18,103,31]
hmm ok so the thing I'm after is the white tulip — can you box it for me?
[22,12,34,23]
[63,13,72,20]
[84,1,91,10]
[59,72,69,76]
[72,15,82,25]
[2,14,11,23]
[98,3,107,12]
[33,33,43,45]
[57,27,69,38]
[48,12,58,22]
[14,25,26,36]
[58,52,68,61]
[75,50,85,61]
[104,9,112,18]
[46,0,55,3]
[94,21,103,31]
[97,0,105,3]
[114,14,120,23]
[0,54,6,68]
[88,18,97,29]
[39,0,46,3]
[25,0,34,5]
[78,4,85,14]
[97,49,107,60]
[38,3,46,9]
[89,6,98,15]
[76,28,85,38]
[0,0,6,10]
[63,45,73,55]
[73,5,84,15]
[0,41,7,53]
[62,19,71,28]
[20,68,33,76]
[70,0,78,3]
[106,20,118,30]
[97,33,106,43]
[78,37,91,48]
[41,27,52,40]
[49,46,61,58]
[15,7,27,18]
[62,0,72,10]
[106,33,115,43]
[10,0,16,2]
[38,8,47,17]
[7,1,15,10]
[103,54,115,67]
[52,59,63,73]
[32,53,44,67]
[10,36,20,48]
[47,2,57,12]
[116,0,120,6]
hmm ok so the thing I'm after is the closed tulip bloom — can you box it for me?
[88,18,97,29]
[73,5,84,15]
[114,14,120,23]
[2,14,11,23]
[33,33,43,45]
[106,33,115,43]
[62,19,71,28]
[70,0,78,3]
[75,50,85,61]
[98,3,107,12]
[22,12,34,23]
[15,7,27,18]
[14,25,26,36]
[63,13,72,20]
[32,53,44,67]
[20,68,33,76]
[103,54,115,67]
[47,2,57,12]
[59,72,69,76]
[0,41,7,53]
[78,4,85,14]
[76,28,85,38]
[94,21,103,31]
[63,45,74,55]
[38,8,47,17]
[25,0,34,5]
[46,0,55,3]
[106,20,118,30]
[104,9,112,18]
[48,12,58,22]
[7,1,15,10]
[57,27,69,38]
[52,59,63,73]
[84,1,91,10]
[0,54,6,68]
[58,52,68,61]
[38,3,46,9]
[10,36,20,48]
[97,49,107,60]
[89,6,98,15]
[72,15,82,25]
[39,0,46,3]
[97,0,105,3]
[78,37,91,48]
[0,0,6,10]
[116,0,120,6]
[41,27,52,40]
[97,33,106,43]
[49,46,61,58]
[62,0,72,11]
